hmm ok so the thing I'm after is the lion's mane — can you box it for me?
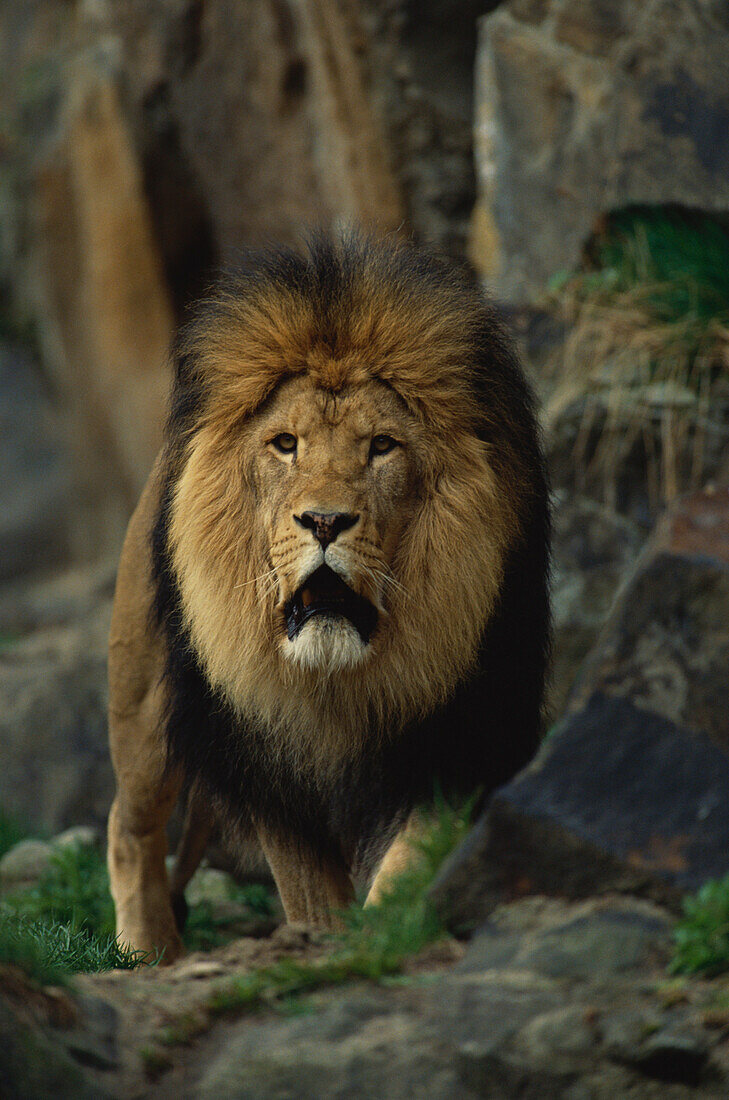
[152,232,550,868]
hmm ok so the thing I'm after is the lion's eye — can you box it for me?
[271,433,297,454]
[370,434,398,458]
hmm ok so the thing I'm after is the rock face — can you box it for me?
[0,343,72,582]
[569,487,729,756]
[550,495,645,715]
[433,487,729,930]
[471,0,729,301]
[0,600,112,835]
[34,67,175,511]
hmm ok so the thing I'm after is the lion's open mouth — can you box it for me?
[284,565,378,644]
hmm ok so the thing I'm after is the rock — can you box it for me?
[569,486,729,757]
[471,0,729,301]
[0,559,117,639]
[0,989,104,1100]
[184,868,238,908]
[52,826,101,852]
[0,343,72,583]
[550,495,645,715]
[0,602,113,835]
[181,896,723,1098]
[0,840,53,894]
[461,896,673,982]
[33,63,175,528]
[604,1013,710,1088]
[432,693,729,931]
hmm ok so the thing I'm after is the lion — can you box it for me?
[107,231,550,962]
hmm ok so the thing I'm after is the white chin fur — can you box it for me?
[285,616,369,672]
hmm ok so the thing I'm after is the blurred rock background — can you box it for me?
[1,0,728,905]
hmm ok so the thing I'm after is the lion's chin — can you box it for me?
[284,615,371,673]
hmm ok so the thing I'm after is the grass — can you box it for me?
[545,206,729,509]
[0,843,145,982]
[670,874,729,978]
[0,913,147,985]
[0,833,276,982]
[1,798,472,1000]
[208,797,473,1017]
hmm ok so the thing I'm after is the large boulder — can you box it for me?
[471,0,729,301]
[433,487,729,929]
[91,894,724,1097]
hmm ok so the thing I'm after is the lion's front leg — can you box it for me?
[108,662,183,964]
[108,785,182,963]
[256,826,354,930]
[364,813,424,908]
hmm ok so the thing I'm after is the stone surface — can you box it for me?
[472,0,729,301]
[0,558,116,640]
[33,64,175,510]
[0,972,115,1098]
[60,895,727,1097]
[431,693,729,932]
[0,343,72,582]
[550,494,645,715]
[0,840,53,894]
[52,826,101,852]
[0,991,103,1100]
[0,601,112,835]
[569,487,729,757]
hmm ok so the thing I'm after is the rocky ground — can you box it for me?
[4,892,729,1098]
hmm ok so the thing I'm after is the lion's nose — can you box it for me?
[294,511,359,550]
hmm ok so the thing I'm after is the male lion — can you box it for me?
[107,232,550,961]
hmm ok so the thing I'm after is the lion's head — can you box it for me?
[162,234,532,751]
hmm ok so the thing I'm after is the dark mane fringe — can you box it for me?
[150,231,551,867]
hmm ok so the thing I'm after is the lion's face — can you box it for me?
[166,236,526,746]
[250,375,420,672]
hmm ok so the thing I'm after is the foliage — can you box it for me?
[182,880,276,952]
[670,874,729,978]
[1,798,472,993]
[209,797,473,1016]
[6,843,116,937]
[0,808,28,861]
[592,207,729,328]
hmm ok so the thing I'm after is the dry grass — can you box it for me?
[545,209,729,510]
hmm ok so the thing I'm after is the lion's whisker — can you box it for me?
[233,568,278,589]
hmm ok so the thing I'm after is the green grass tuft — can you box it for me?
[670,874,729,978]
[0,913,147,984]
[6,843,117,937]
[184,880,276,951]
[1,837,276,979]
